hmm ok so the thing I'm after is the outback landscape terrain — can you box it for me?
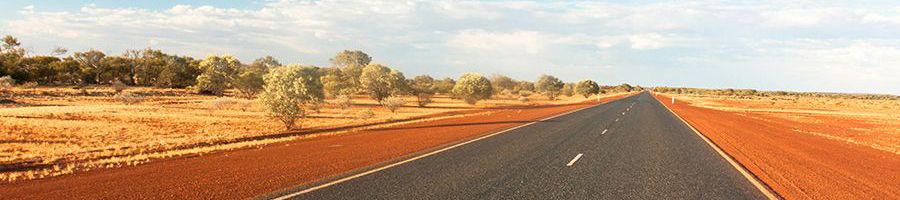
[0,86,607,182]
[3,1,900,199]
[654,91,900,199]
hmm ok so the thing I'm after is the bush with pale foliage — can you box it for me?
[334,95,353,110]
[112,80,127,93]
[451,73,493,105]
[0,76,16,89]
[357,109,375,119]
[257,65,324,130]
[383,96,406,113]
[114,92,143,105]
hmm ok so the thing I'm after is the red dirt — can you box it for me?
[0,94,630,200]
[655,94,900,200]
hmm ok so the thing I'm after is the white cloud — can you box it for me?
[2,1,900,94]
[446,29,548,54]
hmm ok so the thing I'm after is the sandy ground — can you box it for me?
[656,93,900,199]
[0,92,632,199]
[0,86,602,182]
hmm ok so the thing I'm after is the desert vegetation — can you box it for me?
[0,35,631,182]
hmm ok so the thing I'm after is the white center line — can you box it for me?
[566,153,584,167]
[615,118,619,122]
[601,129,608,134]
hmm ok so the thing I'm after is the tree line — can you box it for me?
[0,35,636,129]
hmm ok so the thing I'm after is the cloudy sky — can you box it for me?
[2,0,899,94]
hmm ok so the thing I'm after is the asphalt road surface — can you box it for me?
[272,92,768,200]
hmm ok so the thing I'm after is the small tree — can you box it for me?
[575,80,600,98]
[432,78,456,94]
[452,73,493,105]
[536,74,564,100]
[359,63,400,102]
[257,65,324,130]
[411,75,435,107]
[516,81,535,92]
[320,67,352,96]
[195,56,241,96]
[490,74,516,93]
[234,67,266,98]
[562,83,575,97]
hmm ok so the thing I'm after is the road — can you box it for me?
[270,92,770,200]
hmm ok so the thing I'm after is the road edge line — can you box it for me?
[270,94,632,200]
[653,93,780,200]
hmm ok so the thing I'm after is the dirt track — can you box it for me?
[0,94,628,199]
[656,94,900,199]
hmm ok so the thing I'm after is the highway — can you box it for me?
[271,92,771,199]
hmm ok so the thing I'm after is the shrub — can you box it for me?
[516,81,535,92]
[562,83,575,97]
[518,96,529,103]
[257,65,324,130]
[114,92,143,105]
[451,73,493,105]
[576,80,600,98]
[335,95,353,110]
[17,82,37,89]
[519,90,533,97]
[536,74,564,100]
[195,56,241,96]
[415,93,433,107]
[357,109,375,119]
[320,67,352,97]
[234,68,266,98]
[383,96,406,113]
[360,64,405,102]
[500,89,515,97]
[411,75,435,107]
[208,97,251,111]
[432,78,456,94]
[0,76,14,89]
[195,71,228,95]
[112,79,127,93]
[308,101,323,114]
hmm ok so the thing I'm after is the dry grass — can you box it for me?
[664,93,900,155]
[0,86,602,182]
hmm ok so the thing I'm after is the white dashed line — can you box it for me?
[566,153,584,167]
[601,129,608,134]
[615,118,619,122]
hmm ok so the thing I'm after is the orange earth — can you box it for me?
[655,94,900,200]
[0,93,632,199]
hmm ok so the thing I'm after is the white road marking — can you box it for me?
[566,153,584,167]
[615,118,619,122]
[601,129,608,134]
[270,95,632,200]
[622,112,626,115]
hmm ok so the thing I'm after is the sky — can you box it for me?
[1,0,899,95]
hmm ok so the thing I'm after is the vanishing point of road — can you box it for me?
[269,92,772,200]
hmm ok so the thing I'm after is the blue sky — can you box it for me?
[2,0,899,95]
